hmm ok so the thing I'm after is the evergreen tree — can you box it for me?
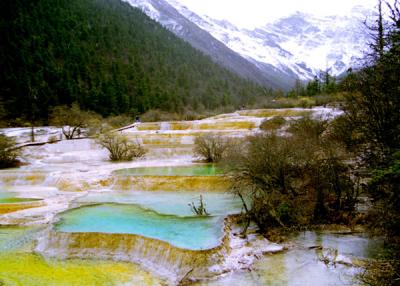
[0,0,267,123]
[341,0,400,243]
[306,75,320,96]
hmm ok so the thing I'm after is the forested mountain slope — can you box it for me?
[0,0,267,121]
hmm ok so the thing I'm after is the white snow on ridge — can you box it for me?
[122,0,161,21]
[122,0,371,80]
[164,1,370,79]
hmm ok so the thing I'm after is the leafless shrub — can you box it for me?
[0,134,20,168]
[188,195,209,216]
[97,132,146,161]
[222,118,357,232]
[193,134,230,163]
[50,103,102,139]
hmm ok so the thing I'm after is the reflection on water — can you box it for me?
[198,231,384,286]
[292,231,384,259]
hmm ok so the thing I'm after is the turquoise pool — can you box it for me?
[113,165,223,176]
[55,203,225,250]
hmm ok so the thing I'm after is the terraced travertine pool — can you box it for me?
[0,108,384,285]
[0,225,164,285]
[55,203,225,250]
[76,191,243,216]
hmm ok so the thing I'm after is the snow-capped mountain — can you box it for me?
[122,0,291,90]
[123,0,371,88]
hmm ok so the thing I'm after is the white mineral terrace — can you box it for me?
[1,107,376,286]
[0,107,342,224]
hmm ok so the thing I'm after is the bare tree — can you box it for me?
[50,103,101,139]
[97,132,146,161]
[193,134,230,163]
[0,134,20,168]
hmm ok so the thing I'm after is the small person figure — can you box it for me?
[135,116,141,123]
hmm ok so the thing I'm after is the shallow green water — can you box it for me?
[0,225,42,252]
[0,191,40,204]
[0,197,41,203]
[113,165,223,176]
[55,203,224,250]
